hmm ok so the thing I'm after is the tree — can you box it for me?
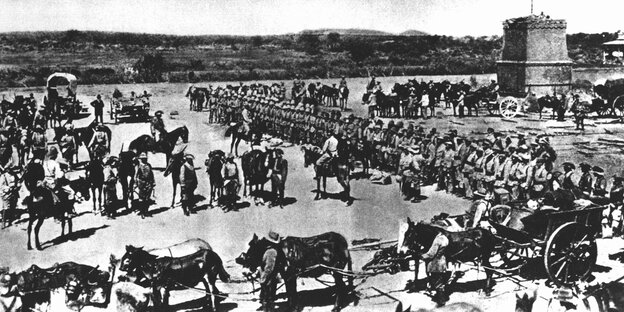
[251,35,263,47]
[326,32,341,50]
[345,40,375,64]
[134,53,165,82]
[297,34,321,54]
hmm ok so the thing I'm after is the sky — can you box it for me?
[0,0,622,36]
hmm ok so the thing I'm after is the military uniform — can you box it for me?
[150,116,166,142]
[179,159,198,216]
[134,161,154,217]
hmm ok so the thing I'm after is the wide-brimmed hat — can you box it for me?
[155,110,164,116]
[593,166,604,175]
[138,152,148,159]
[184,154,195,161]
[266,230,282,244]
[104,156,119,166]
[562,162,575,170]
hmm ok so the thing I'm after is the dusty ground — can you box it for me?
[1,75,624,311]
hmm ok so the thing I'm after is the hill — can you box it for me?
[299,28,394,36]
[400,29,429,36]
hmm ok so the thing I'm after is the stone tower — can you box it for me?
[496,14,572,96]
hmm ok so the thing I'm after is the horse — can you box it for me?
[236,232,353,312]
[401,218,497,294]
[119,245,230,312]
[225,122,253,157]
[118,150,136,206]
[163,151,184,208]
[24,176,89,250]
[205,150,225,206]
[74,121,112,161]
[240,148,275,199]
[85,158,104,214]
[301,142,352,205]
[321,85,339,107]
[536,95,565,119]
[128,126,189,163]
[339,86,349,111]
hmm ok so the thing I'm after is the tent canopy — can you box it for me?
[46,73,78,93]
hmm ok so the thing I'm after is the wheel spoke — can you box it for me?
[555,261,568,278]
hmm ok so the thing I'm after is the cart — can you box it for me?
[44,73,89,118]
[110,96,150,123]
[489,202,606,286]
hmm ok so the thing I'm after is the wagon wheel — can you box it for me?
[489,204,511,225]
[496,241,536,271]
[499,97,519,119]
[613,95,624,118]
[544,222,597,286]
[486,101,498,116]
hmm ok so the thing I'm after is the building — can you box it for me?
[496,14,572,96]
[603,31,624,65]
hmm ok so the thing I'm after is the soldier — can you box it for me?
[578,163,593,198]
[0,166,20,228]
[133,152,155,219]
[440,142,456,192]
[32,106,47,130]
[420,224,450,306]
[150,110,166,142]
[269,149,288,208]
[506,154,522,200]
[591,166,608,204]
[258,231,285,312]
[222,154,239,211]
[91,94,105,124]
[483,146,498,197]
[102,156,119,218]
[561,162,576,190]
[316,128,339,172]
[179,154,198,216]
[531,158,550,198]
[608,174,624,237]
[59,123,76,166]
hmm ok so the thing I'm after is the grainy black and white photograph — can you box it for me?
[0,0,624,311]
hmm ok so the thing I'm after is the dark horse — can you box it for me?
[128,126,189,163]
[85,158,104,214]
[205,150,225,206]
[236,232,353,312]
[75,120,112,161]
[25,177,89,250]
[401,218,497,294]
[119,245,230,312]
[118,150,136,206]
[240,148,275,199]
[163,151,184,208]
[301,142,352,205]
[536,94,565,120]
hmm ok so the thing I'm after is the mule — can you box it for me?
[301,143,352,205]
[205,150,225,206]
[128,126,189,163]
[401,218,497,294]
[24,177,89,250]
[236,232,353,312]
[0,261,112,311]
[119,245,230,312]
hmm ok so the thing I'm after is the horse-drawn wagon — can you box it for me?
[489,201,606,286]
[43,73,89,119]
[109,95,150,123]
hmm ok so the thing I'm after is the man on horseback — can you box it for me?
[315,129,338,176]
[134,153,154,218]
[258,230,285,312]
[150,110,166,143]
[88,124,109,160]
[59,123,76,167]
